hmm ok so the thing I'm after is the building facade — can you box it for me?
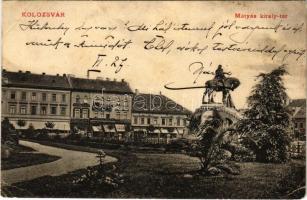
[2,70,71,131]
[2,70,191,141]
[132,91,191,140]
[288,99,306,141]
[67,76,133,137]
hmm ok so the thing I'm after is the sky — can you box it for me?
[2,1,306,111]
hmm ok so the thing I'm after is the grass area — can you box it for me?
[9,144,35,152]
[2,141,305,198]
[1,144,60,170]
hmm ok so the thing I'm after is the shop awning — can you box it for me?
[103,125,116,132]
[153,129,161,134]
[115,124,126,132]
[161,129,168,134]
[134,128,147,132]
[92,125,102,132]
[177,128,184,134]
[169,128,178,134]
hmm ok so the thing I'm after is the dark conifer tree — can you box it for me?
[237,65,291,162]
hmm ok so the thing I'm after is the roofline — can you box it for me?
[3,70,134,94]
[290,98,306,101]
[132,93,192,114]
[3,84,71,91]
[70,88,134,94]
[132,110,191,115]
[3,85,134,94]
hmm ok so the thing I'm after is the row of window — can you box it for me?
[73,108,90,119]
[5,91,131,104]
[133,116,185,126]
[73,108,129,120]
[93,111,110,119]
[294,122,305,129]
[6,91,66,103]
[9,105,67,116]
[75,95,129,103]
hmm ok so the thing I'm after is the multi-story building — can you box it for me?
[2,70,71,131]
[67,76,133,137]
[288,99,306,140]
[132,90,191,140]
[2,69,191,141]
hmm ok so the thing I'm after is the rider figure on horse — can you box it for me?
[214,65,233,106]
[202,65,234,106]
[214,65,231,88]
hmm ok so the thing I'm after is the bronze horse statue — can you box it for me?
[203,77,240,107]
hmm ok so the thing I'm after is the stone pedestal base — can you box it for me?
[200,103,223,111]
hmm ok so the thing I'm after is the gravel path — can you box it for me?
[1,140,117,185]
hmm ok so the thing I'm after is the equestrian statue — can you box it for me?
[164,64,240,108]
[203,65,240,107]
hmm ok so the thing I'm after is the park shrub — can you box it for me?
[35,132,50,140]
[72,166,124,191]
[231,145,256,162]
[165,138,192,153]
[1,117,18,144]
[22,124,37,139]
[65,133,82,141]
[72,151,124,192]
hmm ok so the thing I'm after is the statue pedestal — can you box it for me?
[200,103,223,111]
[196,102,242,126]
[195,103,224,124]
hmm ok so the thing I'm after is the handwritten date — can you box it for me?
[92,54,128,74]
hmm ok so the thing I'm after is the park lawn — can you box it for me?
[107,154,305,199]
[1,144,60,170]
[2,141,305,198]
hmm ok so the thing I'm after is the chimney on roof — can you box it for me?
[56,73,59,76]
[113,78,117,81]
[18,70,22,73]
[63,74,66,77]
[106,78,110,81]
[159,91,162,95]
[135,89,139,95]
[2,69,6,72]
[121,79,125,82]
[42,72,46,75]
[25,71,31,74]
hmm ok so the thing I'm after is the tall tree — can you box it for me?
[237,65,291,162]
